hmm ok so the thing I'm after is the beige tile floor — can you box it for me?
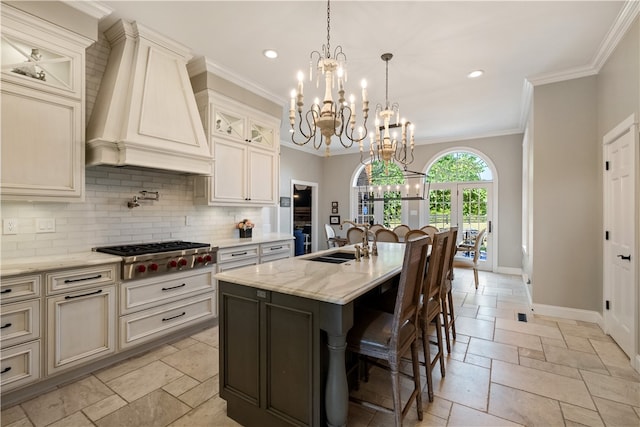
[3,269,639,426]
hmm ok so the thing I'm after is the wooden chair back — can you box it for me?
[420,225,439,241]
[376,229,399,242]
[390,236,430,350]
[392,224,411,240]
[405,229,429,242]
[347,227,365,245]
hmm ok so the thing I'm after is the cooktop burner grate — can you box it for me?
[94,240,211,256]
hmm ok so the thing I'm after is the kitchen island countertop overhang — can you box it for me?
[214,242,406,305]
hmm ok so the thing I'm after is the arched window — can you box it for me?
[426,151,493,262]
[353,161,407,228]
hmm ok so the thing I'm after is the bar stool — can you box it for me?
[420,230,449,401]
[346,236,429,426]
[441,227,458,353]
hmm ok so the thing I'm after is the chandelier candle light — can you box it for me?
[361,53,416,170]
[289,0,369,156]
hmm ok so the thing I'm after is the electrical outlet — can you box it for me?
[3,218,18,235]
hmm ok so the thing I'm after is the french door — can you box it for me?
[428,182,493,269]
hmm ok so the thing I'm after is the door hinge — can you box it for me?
[605,231,609,240]
[605,161,609,171]
[605,300,610,310]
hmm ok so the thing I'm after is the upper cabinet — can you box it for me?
[193,90,281,206]
[0,4,94,202]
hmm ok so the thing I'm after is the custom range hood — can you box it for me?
[87,19,211,175]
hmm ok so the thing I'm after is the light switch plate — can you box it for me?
[3,218,18,234]
[36,218,55,233]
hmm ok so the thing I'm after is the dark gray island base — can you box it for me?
[219,280,353,426]
[215,243,406,426]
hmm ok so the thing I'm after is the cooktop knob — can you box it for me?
[204,254,213,262]
[149,263,159,271]
[137,265,146,273]
[196,256,204,264]
[168,260,178,268]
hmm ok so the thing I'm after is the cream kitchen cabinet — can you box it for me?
[45,264,118,375]
[0,274,41,392]
[0,5,93,202]
[193,91,280,206]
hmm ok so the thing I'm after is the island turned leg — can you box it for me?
[320,302,354,427]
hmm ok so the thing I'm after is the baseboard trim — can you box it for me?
[531,303,604,329]
[495,266,522,275]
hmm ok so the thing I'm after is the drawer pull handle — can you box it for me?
[270,246,283,251]
[64,274,102,284]
[231,251,248,257]
[1,367,11,374]
[1,289,12,294]
[162,311,186,322]
[0,323,12,329]
[65,289,103,300]
[162,283,186,291]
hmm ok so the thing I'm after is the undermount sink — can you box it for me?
[307,251,356,264]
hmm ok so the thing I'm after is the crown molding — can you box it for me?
[528,0,639,86]
[190,57,286,106]
[62,0,112,20]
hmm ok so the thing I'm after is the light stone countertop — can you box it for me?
[214,242,406,305]
[0,252,123,277]
[214,232,294,249]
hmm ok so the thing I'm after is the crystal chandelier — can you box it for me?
[288,0,369,156]
[359,53,415,169]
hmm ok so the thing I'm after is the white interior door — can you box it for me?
[603,116,637,359]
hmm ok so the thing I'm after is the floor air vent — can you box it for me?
[517,313,528,322]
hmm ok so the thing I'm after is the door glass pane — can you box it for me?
[2,35,72,90]
[250,122,273,148]
[459,187,488,261]
[429,189,452,230]
[214,110,244,140]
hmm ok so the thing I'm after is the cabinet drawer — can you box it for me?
[119,293,215,349]
[46,264,118,295]
[121,269,214,315]
[218,245,259,263]
[0,275,41,303]
[260,240,293,260]
[0,340,40,393]
[0,300,40,349]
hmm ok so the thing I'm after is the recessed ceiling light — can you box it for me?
[263,49,278,59]
[467,70,484,79]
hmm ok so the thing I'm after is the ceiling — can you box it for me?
[95,1,630,156]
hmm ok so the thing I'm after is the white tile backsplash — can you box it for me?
[0,166,269,259]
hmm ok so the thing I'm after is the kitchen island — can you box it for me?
[215,242,405,427]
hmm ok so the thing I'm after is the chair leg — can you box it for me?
[447,289,456,340]
[434,315,446,378]
[421,320,434,402]
[411,340,424,420]
[473,268,479,289]
[390,361,402,427]
[441,296,452,354]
